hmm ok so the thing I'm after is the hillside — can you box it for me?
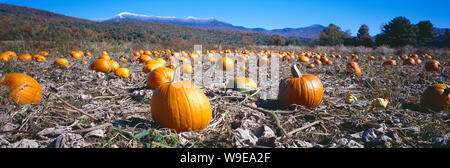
[97,12,325,39]
[0,4,311,48]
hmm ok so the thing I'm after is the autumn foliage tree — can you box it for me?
[268,36,286,46]
[320,24,345,46]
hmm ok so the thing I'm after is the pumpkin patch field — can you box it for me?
[0,45,448,148]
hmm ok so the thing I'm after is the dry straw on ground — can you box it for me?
[0,46,449,148]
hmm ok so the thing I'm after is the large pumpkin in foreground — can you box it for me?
[278,64,324,108]
[147,67,174,90]
[420,84,449,111]
[151,81,212,132]
[0,73,42,104]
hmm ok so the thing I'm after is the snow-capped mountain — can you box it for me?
[95,12,217,23]
[95,12,326,38]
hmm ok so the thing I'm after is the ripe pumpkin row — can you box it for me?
[1,49,449,133]
[1,51,49,62]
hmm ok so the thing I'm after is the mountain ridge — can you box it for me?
[95,12,326,39]
[1,3,315,48]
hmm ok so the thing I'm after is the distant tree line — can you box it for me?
[267,36,313,46]
[1,3,448,49]
[0,6,274,49]
[318,16,449,48]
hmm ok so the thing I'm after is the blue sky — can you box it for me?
[2,0,450,36]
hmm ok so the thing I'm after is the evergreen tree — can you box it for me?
[415,20,435,46]
[319,24,345,46]
[357,24,374,47]
[381,16,416,47]
[374,33,388,46]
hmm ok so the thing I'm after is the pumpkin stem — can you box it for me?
[291,64,302,78]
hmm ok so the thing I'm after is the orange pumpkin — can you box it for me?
[320,56,329,63]
[400,54,408,60]
[35,55,46,62]
[54,58,69,67]
[39,51,49,56]
[147,67,174,90]
[85,52,92,56]
[425,60,442,72]
[0,73,42,104]
[0,53,10,62]
[382,60,397,66]
[115,68,130,78]
[420,84,449,111]
[299,56,310,63]
[140,55,152,63]
[415,58,422,66]
[207,56,216,63]
[99,55,110,60]
[314,60,322,66]
[71,51,83,59]
[77,50,85,56]
[109,60,120,71]
[181,64,193,74]
[155,58,167,66]
[180,57,191,64]
[278,64,324,108]
[144,50,152,56]
[166,55,174,61]
[119,57,127,62]
[90,59,112,73]
[134,51,141,57]
[143,62,163,73]
[222,57,234,70]
[18,54,32,61]
[403,58,416,66]
[151,80,212,132]
[346,62,362,77]
[1,51,16,59]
